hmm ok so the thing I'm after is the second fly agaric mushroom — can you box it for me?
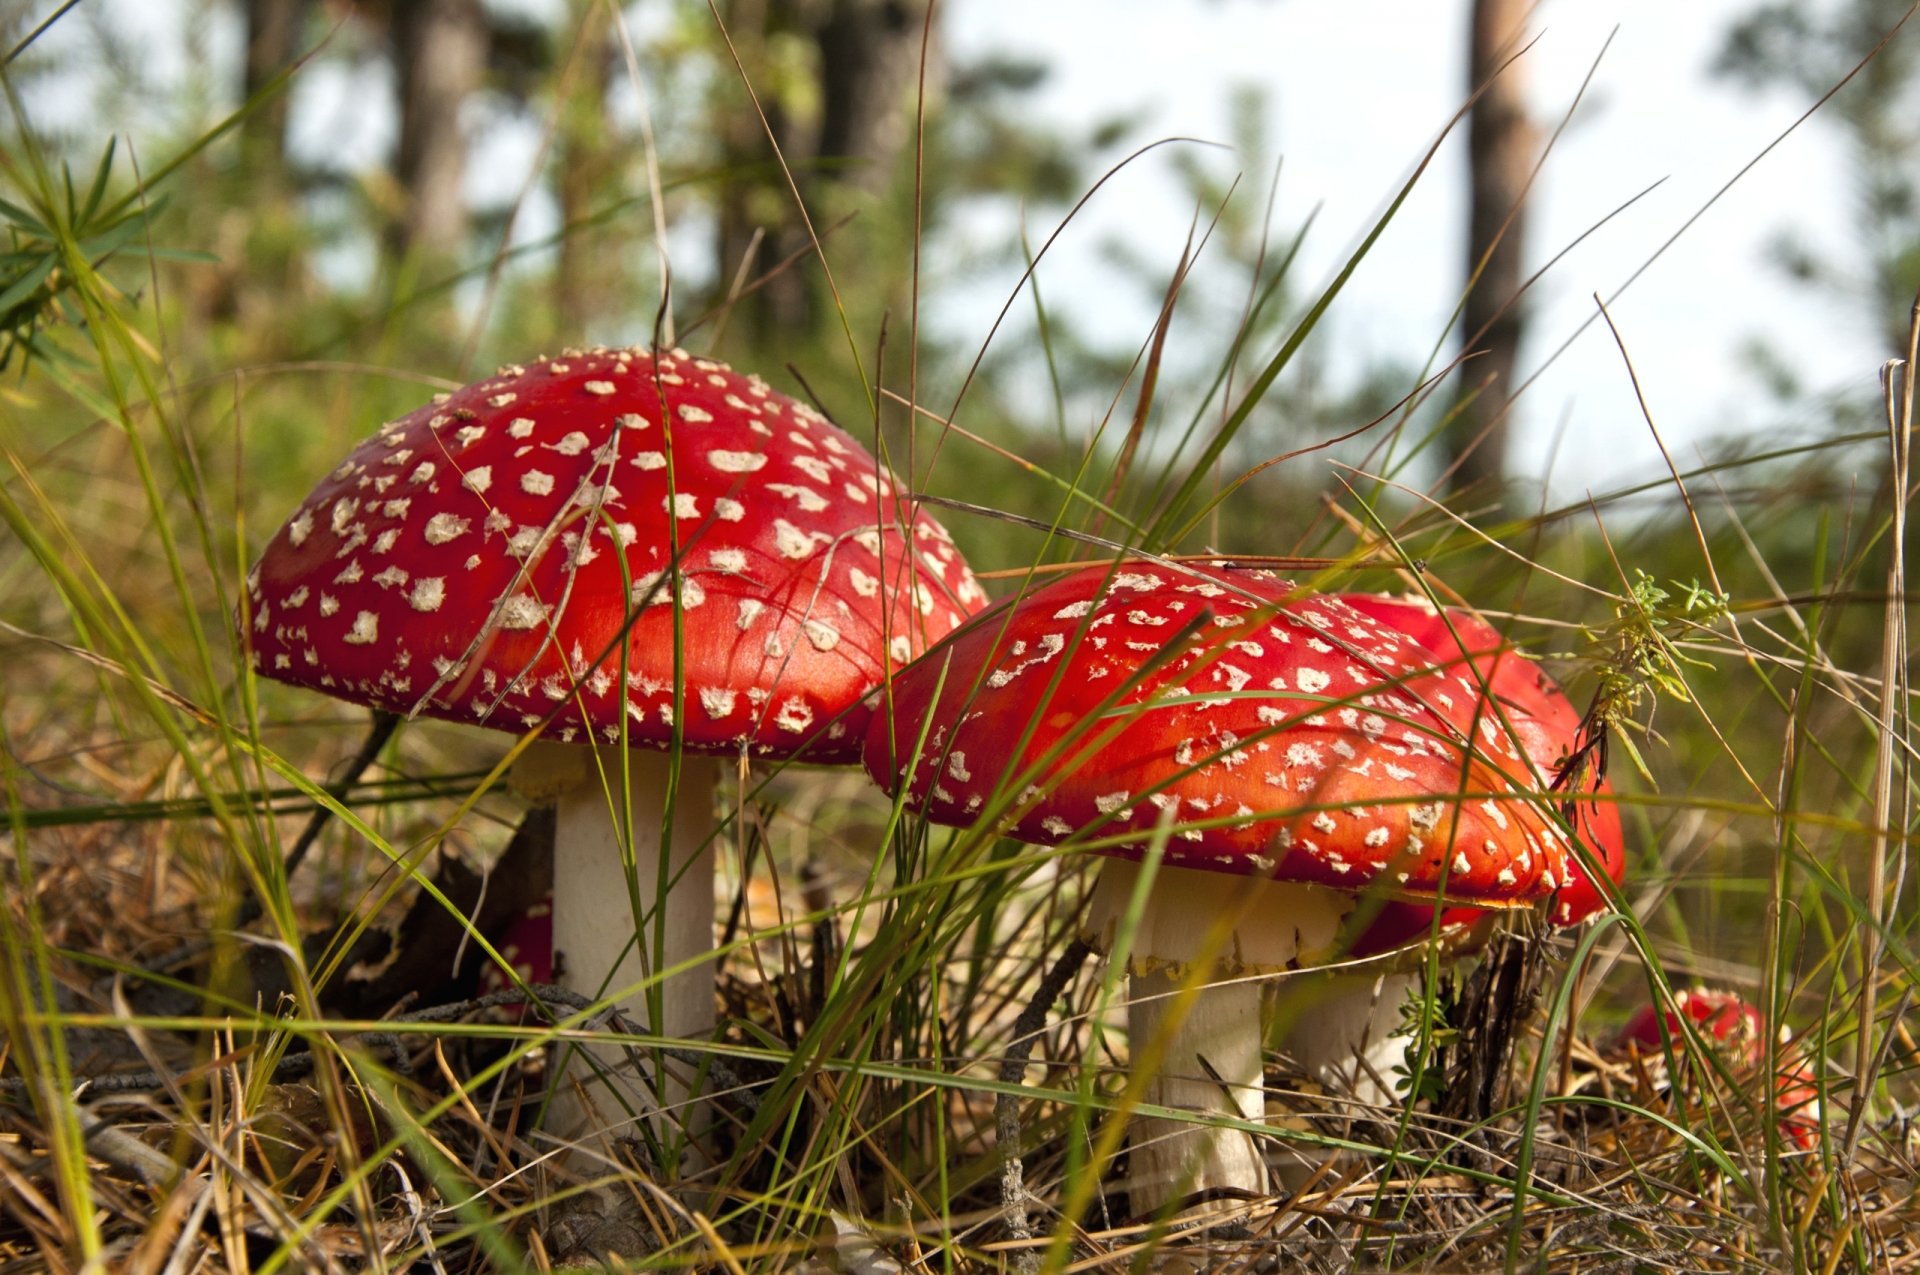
[1609,987,1820,1149]
[244,345,985,1130]
[863,561,1577,1218]
[1276,593,1627,1104]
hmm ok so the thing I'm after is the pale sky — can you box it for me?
[942,0,1877,503]
[20,0,1886,504]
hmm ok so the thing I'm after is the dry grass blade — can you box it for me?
[1849,285,1920,1156]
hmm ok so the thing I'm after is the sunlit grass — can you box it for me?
[1,4,1917,1273]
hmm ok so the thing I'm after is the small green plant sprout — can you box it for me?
[1586,569,1732,784]
[1392,980,1460,1105]
[0,140,167,372]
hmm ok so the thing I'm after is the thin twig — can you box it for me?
[996,937,1091,1273]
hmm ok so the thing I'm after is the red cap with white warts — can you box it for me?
[1337,593,1626,926]
[242,346,987,759]
[1612,987,1765,1067]
[863,562,1573,903]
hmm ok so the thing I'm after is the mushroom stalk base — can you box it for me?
[541,743,718,1143]
[1282,970,1419,1107]
[1272,970,1420,1190]
[1085,860,1361,1219]
[1125,969,1268,1221]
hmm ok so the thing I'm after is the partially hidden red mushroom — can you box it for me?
[1266,594,1625,1106]
[244,345,986,1132]
[862,561,1576,1218]
[1609,987,1819,1149]
[477,895,555,1022]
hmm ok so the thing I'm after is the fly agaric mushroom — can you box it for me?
[1609,987,1819,1148]
[862,561,1577,1219]
[243,345,985,1129]
[1277,593,1626,1104]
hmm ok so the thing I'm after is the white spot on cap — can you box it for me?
[372,565,408,588]
[410,577,446,611]
[549,431,590,456]
[889,635,911,662]
[737,599,764,630]
[1295,667,1332,695]
[1094,791,1133,817]
[767,483,828,512]
[677,404,713,423]
[1364,826,1391,848]
[1041,816,1072,837]
[506,526,544,559]
[773,520,815,560]
[424,513,469,545]
[1053,600,1093,619]
[715,497,745,522]
[462,466,493,494]
[522,471,555,496]
[632,572,705,609]
[802,619,840,651]
[616,413,647,430]
[710,548,747,573]
[583,381,616,397]
[343,611,379,645]
[1311,812,1337,834]
[633,451,667,470]
[665,492,700,519]
[774,697,814,733]
[287,510,314,545]
[318,593,339,616]
[708,450,766,473]
[699,687,738,718]
[508,417,537,438]
[498,595,553,629]
[849,567,879,598]
[409,461,435,485]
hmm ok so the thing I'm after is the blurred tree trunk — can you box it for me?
[241,0,310,178]
[1451,0,1537,505]
[390,0,485,262]
[714,0,806,338]
[711,0,933,343]
[816,0,928,192]
[554,3,618,335]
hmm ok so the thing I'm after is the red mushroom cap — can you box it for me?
[862,562,1575,904]
[1612,987,1765,1068]
[1609,987,1818,1148]
[478,895,554,994]
[242,347,987,760]
[1335,593,1626,931]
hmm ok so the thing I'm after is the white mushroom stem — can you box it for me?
[1279,970,1420,1110]
[519,740,718,1139]
[1085,860,1356,1220]
[1269,969,1421,1190]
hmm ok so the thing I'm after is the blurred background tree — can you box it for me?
[1449,0,1537,509]
[1718,0,1920,376]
